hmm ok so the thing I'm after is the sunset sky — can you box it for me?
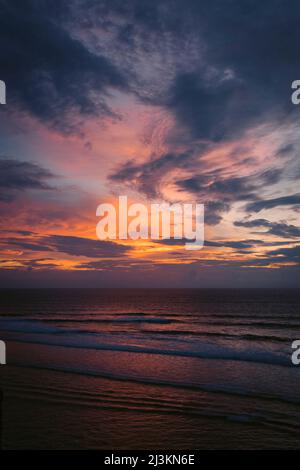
[0,0,299,287]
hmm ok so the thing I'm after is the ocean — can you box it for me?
[0,288,299,449]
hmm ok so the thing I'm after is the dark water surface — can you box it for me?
[0,288,299,449]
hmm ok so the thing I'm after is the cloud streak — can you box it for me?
[0,158,56,202]
[246,194,300,213]
[1,233,130,259]
[234,218,300,238]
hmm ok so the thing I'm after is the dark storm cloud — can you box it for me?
[97,0,300,141]
[276,144,295,158]
[78,259,151,270]
[259,169,283,186]
[206,239,262,250]
[1,233,130,258]
[234,218,300,238]
[154,237,297,253]
[204,201,231,225]
[0,0,127,132]
[0,258,60,271]
[45,235,129,258]
[110,151,193,198]
[177,168,283,200]
[178,175,257,201]
[268,245,300,261]
[0,229,35,236]
[165,72,261,142]
[0,158,55,202]
[163,1,300,141]
[153,238,263,249]
[191,246,300,267]
[246,194,300,213]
